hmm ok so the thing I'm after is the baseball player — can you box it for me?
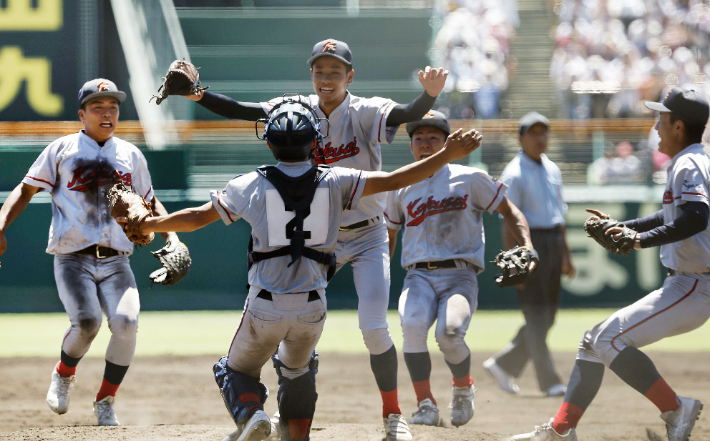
[384,111,535,428]
[122,99,481,441]
[511,88,710,440]
[181,39,448,439]
[0,79,181,426]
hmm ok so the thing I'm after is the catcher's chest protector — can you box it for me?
[249,165,335,272]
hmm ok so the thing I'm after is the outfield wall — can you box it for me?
[0,197,666,312]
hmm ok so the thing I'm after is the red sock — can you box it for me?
[645,378,679,413]
[56,361,76,378]
[412,380,436,406]
[96,378,120,402]
[288,419,311,439]
[452,374,473,388]
[380,389,401,417]
[552,402,584,434]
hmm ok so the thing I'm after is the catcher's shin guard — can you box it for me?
[272,352,319,441]
[213,356,269,427]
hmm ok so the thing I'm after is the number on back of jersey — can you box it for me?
[265,188,330,246]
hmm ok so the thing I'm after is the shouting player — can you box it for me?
[384,111,535,428]
[511,88,709,440]
[179,39,448,440]
[0,79,182,426]
[122,98,481,441]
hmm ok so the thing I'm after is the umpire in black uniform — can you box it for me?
[483,112,575,397]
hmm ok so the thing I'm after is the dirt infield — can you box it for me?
[1,352,709,440]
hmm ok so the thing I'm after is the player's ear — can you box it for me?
[347,69,354,85]
[78,109,85,123]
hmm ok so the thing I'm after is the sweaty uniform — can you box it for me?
[385,164,507,382]
[263,92,398,356]
[579,143,710,367]
[211,160,367,377]
[23,130,153,366]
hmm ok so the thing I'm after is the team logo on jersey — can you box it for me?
[97,80,111,92]
[406,194,469,226]
[313,136,360,164]
[322,41,337,53]
[67,165,132,192]
[663,190,673,204]
[683,179,701,190]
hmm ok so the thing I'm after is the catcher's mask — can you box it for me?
[257,95,325,161]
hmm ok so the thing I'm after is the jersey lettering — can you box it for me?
[265,188,330,246]
[406,194,469,226]
[313,137,359,164]
[67,165,132,192]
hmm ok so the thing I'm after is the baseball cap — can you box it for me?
[406,110,451,138]
[519,111,550,135]
[78,78,126,107]
[645,87,710,125]
[307,39,353,66]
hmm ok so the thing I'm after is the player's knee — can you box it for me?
[578,327,617,366]
[400,318,429,352]
[108,315,138,339]
[435,328,466,355]
[361,327,393,355]
[273,352,318,441]
[213,356,268,426]
[76,316,102,340]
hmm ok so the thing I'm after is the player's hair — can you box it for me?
[669,112,706,144]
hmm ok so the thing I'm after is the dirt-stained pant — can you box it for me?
[54,253,140,366]
[399,267,478,365]
[577,273,710,366]
[227,286,327,377]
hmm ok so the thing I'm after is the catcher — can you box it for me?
[512,87,709,440]
[384,111,536,428]
[0,79,188,427]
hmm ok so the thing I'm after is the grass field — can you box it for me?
[3,308,710,357]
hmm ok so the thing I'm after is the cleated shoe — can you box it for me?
[661,396,703,441]
[410,398,440,426]
[546,384,567,397]
[222,410,271,441]
[93,395,120,426]
[483,358,520,394]
[509,419,578,440]
[46,370,76,415]
[267,410,282,440]
[384,413,413,441]
[450,386,474,427]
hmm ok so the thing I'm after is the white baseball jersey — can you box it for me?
[384,164,508,272]
[22,131,154,255]
[210,161,367,293]
[660,143,710,273]
[262,92,398,226]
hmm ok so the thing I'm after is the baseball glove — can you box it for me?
[584,215,637,256]
[151,59,208,105]
[107,183,154,246]
[149,239,191,286]
[493,246,539,288]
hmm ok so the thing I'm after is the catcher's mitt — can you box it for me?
[107,183,154,246]
[151,59,209,105]
[584,215,637,256]
[149,240,191,287]
[494,246,539,288]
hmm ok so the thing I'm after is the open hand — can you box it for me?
[443,128,483,161]
[418,66,449,97]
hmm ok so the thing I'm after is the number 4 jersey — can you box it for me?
[210,160,367,293]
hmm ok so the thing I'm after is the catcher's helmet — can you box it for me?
[258,97,323,161]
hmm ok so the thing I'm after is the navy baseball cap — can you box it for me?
[307,39,353,66]
[406,110,451,138]
[78,78,126,107]
[645,87,710,125]
[519,111,550,135]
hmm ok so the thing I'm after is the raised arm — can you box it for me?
[386,66,448,126]
[0,183,43,266]
[363,128,481,196]
[187,90,267,121]
[123,201,222,235]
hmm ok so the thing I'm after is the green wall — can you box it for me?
[0,199,665,312]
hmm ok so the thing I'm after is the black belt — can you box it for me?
[257,289,320,302]
[414,259,458,270]
[74,245,120,259]
[340,216,379,231]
